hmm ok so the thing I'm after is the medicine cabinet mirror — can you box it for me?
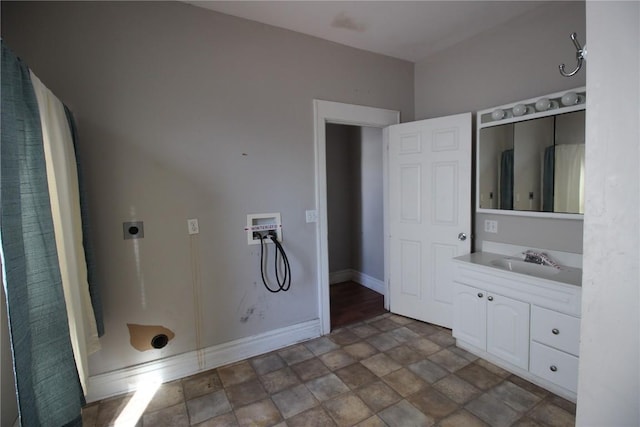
[477,88,585,218]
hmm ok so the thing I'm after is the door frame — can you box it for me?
[313,100,400,334]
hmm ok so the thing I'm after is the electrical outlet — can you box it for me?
[484,220,498,233]
[187,218,199,235]
[305,209,318,223]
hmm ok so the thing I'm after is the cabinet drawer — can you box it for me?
[530,341,579,393]
[531,306,580,356]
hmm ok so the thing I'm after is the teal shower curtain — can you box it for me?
[500,149,514,210]
[1,40,101,426]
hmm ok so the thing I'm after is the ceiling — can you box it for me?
[184,1,548,63]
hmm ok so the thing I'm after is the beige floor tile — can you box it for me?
[234,399,283,427]
[408,387,458,420]
[455,363,502,390]
[193,411,239,426]
[278,344,315,365]
[334,362,377,389]
[388,326,421,343]
[342,341,379,360]
[408,359,449,384]
[144,380,184,414]
[305,373,349,401]
[366,332,401,352]
[387,314,414,325]
[475,358,512,378]
[318,349,356,371]
[361,353,401,377]
[348,323,380,339]
[95,394,134,426]
[527,401,576,427]
[408,337,442,356]
[182,370,224,400]
[286,406,337,427]
[378,399,435,427]
[487,380,542,412]
[271,383,318,419]
[328,329,361,346]
[354,415,387,427]
[225,378,267,409]
[82,403,99,427]
[84,316,579,427]
[142,402,189,427]
[290,357,329,382]
[369,318,400,332]
[432,374,480,405]
[465,393,521,427]
[382,367,426,397]
[259,367,300,394]
[304,336,340,356]
[428,348,473,373]
[186,390,232,425]
[250,353,286,376]
[385,345,423,366]
[217,361,256,387]
[324,392,372,427]
[438,409,489,427]
[355,381,401,412]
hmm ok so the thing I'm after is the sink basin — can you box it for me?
[490,257,561,278]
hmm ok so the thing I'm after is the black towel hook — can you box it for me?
[559,32,587,77]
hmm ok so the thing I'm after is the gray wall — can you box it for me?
[326,124,356,273]
[354,127,384,280]
[415,1,586,254]
[1,1,414,375]
[326,125,384,282]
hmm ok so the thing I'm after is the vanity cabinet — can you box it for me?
[452,253,582,401]
[453,283,530,370]
[529,306,580,393]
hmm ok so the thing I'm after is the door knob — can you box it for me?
[458,232,467,241]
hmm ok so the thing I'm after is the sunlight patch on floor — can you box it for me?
[114,377,161,426]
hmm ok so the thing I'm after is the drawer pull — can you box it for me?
[552,328,560,335]
[550,365,558,372]
[477,293,483,298]
[487,296,494,301]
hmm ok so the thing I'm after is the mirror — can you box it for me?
[478,107,585,216]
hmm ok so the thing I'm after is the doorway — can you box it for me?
[326,124,387,328]
[313,100,400,334]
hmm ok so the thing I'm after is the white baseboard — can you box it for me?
[86,319,321,403]
[351,271,386,295]
[329,269,352,285]
[329,269,385,296]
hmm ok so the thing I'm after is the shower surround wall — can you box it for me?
[0,0,414,392]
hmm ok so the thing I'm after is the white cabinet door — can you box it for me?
[388,113,472,327]
[453,283,487,350]
[486,293,530,370]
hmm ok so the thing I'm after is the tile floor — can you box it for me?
[82,313,576,426]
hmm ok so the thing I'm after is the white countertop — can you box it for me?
[454,252,582,287]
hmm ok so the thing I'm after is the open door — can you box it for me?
[388,113,472,328]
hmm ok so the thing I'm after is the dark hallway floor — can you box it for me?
[330,281,387,329]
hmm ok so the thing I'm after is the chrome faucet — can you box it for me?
[523,250,560,269]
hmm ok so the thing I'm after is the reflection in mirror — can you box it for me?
[478,125,513,210]
[478,110,585,214]
[552,111,585,213]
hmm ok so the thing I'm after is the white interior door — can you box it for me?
[388,113,471,328]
